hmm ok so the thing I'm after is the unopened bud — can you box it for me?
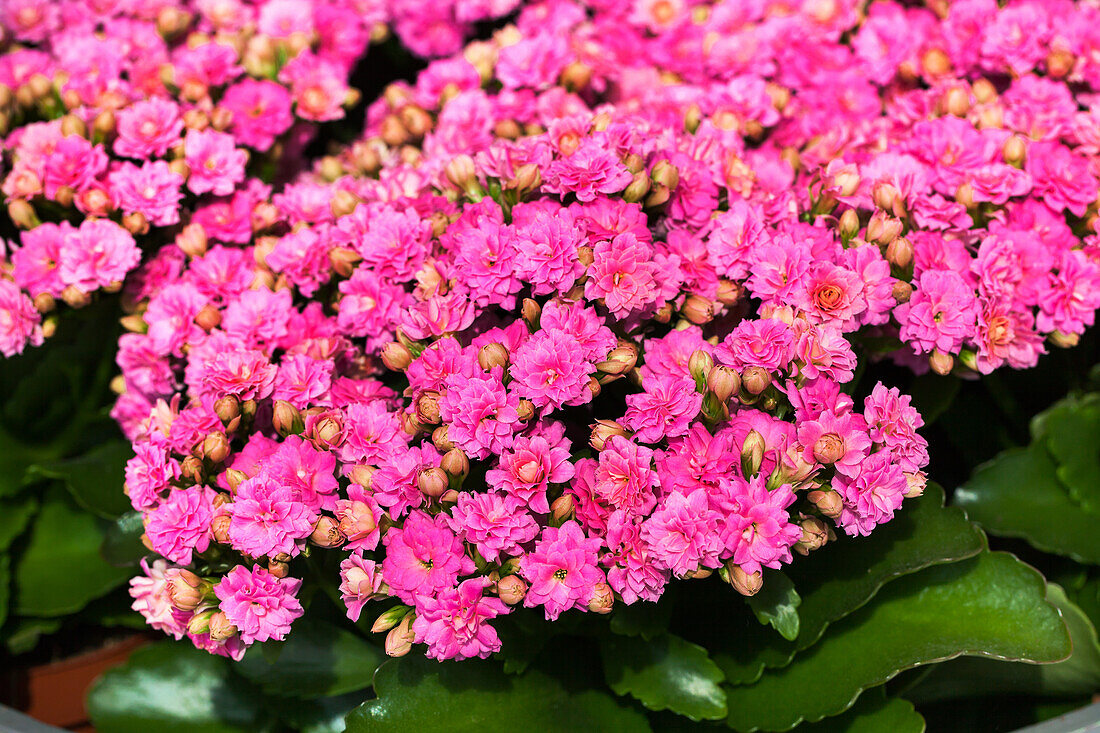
[194,304,222,332]
[727,564,763,596]
[122,211,149,236]
[943,86,970,117]
[972,78,997,104]
[707,366,740,402]
[838,208,860,240]
[1049,330,1080,349]
[688,349,714,383]
[441,448,470,479]
[1003,135,1027,168]
[166,569,208,611]
[329,247,362,277]
[794,516,830,555]
[596,343,638,375]
[347,464,375,487]
[337,500,378,543]
[7,200,39,229]
[224,469,247,494]
[741,366,771,395]
[516,399,536,422]
[202,431,230,464]
[214,395,240,426]
[587,582,614,614]
[208,611,238,641]
[1046,48,1075,79]
[496,574,527,605]
[715,279,744,306]
[929,349,954,375]
[650,160,680,191]
[892,280,913,304]
[622,171,651,203]
[682,295,713,325]
[521,298,541,329]
[478,342,509,371]
[808,489,844,518]
[415,390,441,424]
[432,425,455,452]
[445,154,479,193]
[180,455,204,484]
[385,615,415,657]
[886,236,913,270]
[418,467,449,498]
[273,400,304,437]
[812,433,845,465]
[550,494,575,523]
[590,419,627,451]
[381,342,413,371]
[310,515,345,548]
[187,608,217,636]
[741,430,766,477]
[904,472,927,498]
[267,559,289,578]
[372,605,410,633]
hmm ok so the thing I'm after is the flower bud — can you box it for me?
[688,349,714,383]
[385,615,416,657]
[590,419,627,451]
[551,494,575,523]
[208,611,238,641]
[505,163,541,194]
[622,170,651,203]
[904,471,927,498]
[329,247,362,277]
[596,343,638,375]
[1046,48,1075,79]
[180,455,204,484]
[210,513,231,544]
[310,515,345,548]
[418,467,449,498]
[337,500,378,542]
[521,298,542,329]
[7,199,39,230]
[1049,330,1080,349]
[166,569,208,611]
[478,342,509,371]
[187,608,217,636]
[812,433,845,465]
[891,280,913,304]
[885,236,913,269]
[808,489,844,518]
[432,425,455,452]
[381,342,413,371]
[445,154,478,192]
[214,395,240,426]
[707,366,740,403]
[682,295,714,325]
[415,390,441,424]
[741,430,766,478]
[587,582,615,614]
[955,183,975,208]
[793,516,830,555]
[194,304,222,332]
[838,208,860,241]
[273,400,304,437]
[1003,135,1027,167]
[372,605,411,633]
[310,415,344,450]
[741,366,771,396]
[441,448,469,479]
[650,160,680,191]
[516,399,537,422]
[727,563,763,596]
[347,464,375,487]
[224,468,247,493]
[202,431,230,465]
[929,349,954,375]
[685,567,713,580]
[496,574,528,605]
[715,279,744,306]
[943,86,970,117]
[267,558,290,578]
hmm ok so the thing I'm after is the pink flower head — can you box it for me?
[129,558,190,640]
[792,322,858,383]
[43,135,107,197]
[1026,141,1098,217]
[273,353,333,409]
[221,79,294,150]
[215,565,303,645]
[412,576,509,660]
[585,232,658,319]
[1038,250,1100,335]
[544,138,633,203]
[897,270,978,355]
[382,510,476,604]
[0,280,43,358]
[486,434,575,514]
[12,222,68,297]
[58,219,140,292]
[539,299,616,362]
[640,489,722,578]
[797,408,872,478]
[447,491,540,563]
[863,383,929,473]
[623,373,702,444]
[184,129,247,196]
[200,348,277,401]
[510,328,594,411]
[439,367,520,459]
[115,98,184,159]
[125,441,181,511]
[707,200,772,281]
[334,483,385,552]
[833,450,908,536]
[109,161,184,227]
[603,511,669,605]
[594,436,659,516]
[260,435,340,513]
[372,443,442,519]
[336,267,410,350]
[339,552,385,622]
[795,261,867,329]
[511,201,584,296]
[715,318,795,373]
[227,475,316,558]
[658,423,737,496]
[144,485,217,565]
[717,474,801,575]
[278,51,348,122]
[521,521,605,621]
[338,400,408,465]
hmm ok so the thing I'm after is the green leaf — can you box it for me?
[804,688,924,733]
[1031,395,1100,514]
[0,496,37,550]
[27,439,132,520]
[237,618,384,699]
[101,510,148,567]
[955,445,1100,564]
[723,552,1070,732]
[610,598,674,640]
[345,655,651,732]
[715,484,985,685]
[274,690,373,733]
[746,571,800,642]
[3,616,62,654]
[0,555,9,629]
[600,633,727,721]
[905,583,1100,703]
[13,486,132,616]
[87,642,270,733]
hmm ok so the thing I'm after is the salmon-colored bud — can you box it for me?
[211,513,231,543]
[7,199,38,230]
[441,448,469,478]
[682,295,713,325]
[208,611,238,641]
[122,211,149,236]
[1003,135,1027,167]
[445,153,478,191]
[1046,48,1075,79]
[330,190,360,218]
[478,342,509,371]
[943,86,970,117]
[596,343,638,375]
[929,349,954,375]
[793,516,831,556]
[521,298,541,329]
[741,366,771,395]
[892,280,913,304]
[432,425,455,452]
[812,433,845,465]
[587,582,614,614]
[213,395,240,427]
[166,568,208,611]
[551,494,575,523]
[176,222,208,258]
[904,472,927,498]
[273,400,304,437]
[590,419,627,451]
[741,430,766,477]
[347,464,375,487]
[202,431,230,464]
[223,468,247,494]
[418,467,449,498]
[415,389,441,424]
[329,247,362,277]
[808,489,844,518]
[707,366,740,403]
[838,208,861,241]
[310,515,346,548]
[688,349,714,382]
[381,342,413,371]
[728,564,763,596]
[180,455,204,484]
[267,559,289,578]
[496,574,527,605]
[385,615,415,657]
[337,499,378,543]
[516,399,537,422]
[194,304,222,332]
[921,47,951,77]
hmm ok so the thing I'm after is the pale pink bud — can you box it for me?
[728,564,763,596]
[812,433,845,465]
[273,400,304,437]
[793,516,830,556]
[381,342,413,371]
[208,611,238,641]
[310,516,346,548]
[385,615,415,657]
[688,349,714,382]
[904,472,927,498]
[551,494,575,523]
[418,467,449,498]
[441,448,469,478]
[741,366,771,395]
[808,489,844,518]
[415,390,441,424]
[166,569,207,611]
[707,366,740,402]
[587,582,614,614]
[741,430,766,478]
[496,575,528,605]
[478,342,509,371]
[337,500,377,543]
[929,350,954,375]
[596,343,638,375]
[590,420,627,451]
[202,431,230,465]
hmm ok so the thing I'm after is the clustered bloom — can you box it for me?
[45,0,1100,664]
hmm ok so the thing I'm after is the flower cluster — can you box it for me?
[14,0,1096,664]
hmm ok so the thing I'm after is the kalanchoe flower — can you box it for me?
[448,490,540,562]
[226,476,317,559]
[486,434,574,514]
[521,520,605,621]
[411,577,510,660]
[717,475,802,575]
[339,553,385,622]
[215,565,303,645]
[145,485,218,565]
[382,510,476,604]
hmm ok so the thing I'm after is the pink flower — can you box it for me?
[115,99,184,159]
[1037,250,1100,335]
[42,135,107,197]
[334,483,385,552]
[511,202,584,296]
[623,373,702,443]
[12,222,68,297]
[412,576,509,660]
[447,200,522,309]
[0,280,43,358]
[372,443,441,519]
[486,434,574,514]
[184,129,247,196]
[339,553,385,622]
[510,329,593,411]
[221,79,294,150]
[641,489,722,577]
[863,383,929,473]
[707,200,770,282]
[1026,141,1098,217]
[897,270,978,355]
[109,161,185,227]
[273,354,333,409]
[973,299,1045,375]
[338,400,408,465]
[521,521,605,621]
[439,367,520,459]
[833,450,908,536]
[544,138,633,202]
[792,322,858,383]
[602,511,669,605]
[125,441,180,511]
[227,476,316,558]
[382,510,476,604]
[594,436,659,516]
[278,52,348,122]
[129,558,190,640]
[58,219,140,292]
[657,423,737,496]
[200,349,277,401]
[717,475,801,575]
[261,436,340,513]
[336,268,410,350]
[795,261,867,329]
[448,491,540,563]
[539,299,616,362]
[145,485,217,565]
[215,565,303,644]
[715,318,795,372]
[797,408,872,478]
[585,233,658,319]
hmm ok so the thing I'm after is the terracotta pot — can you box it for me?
[4,634,147,732]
